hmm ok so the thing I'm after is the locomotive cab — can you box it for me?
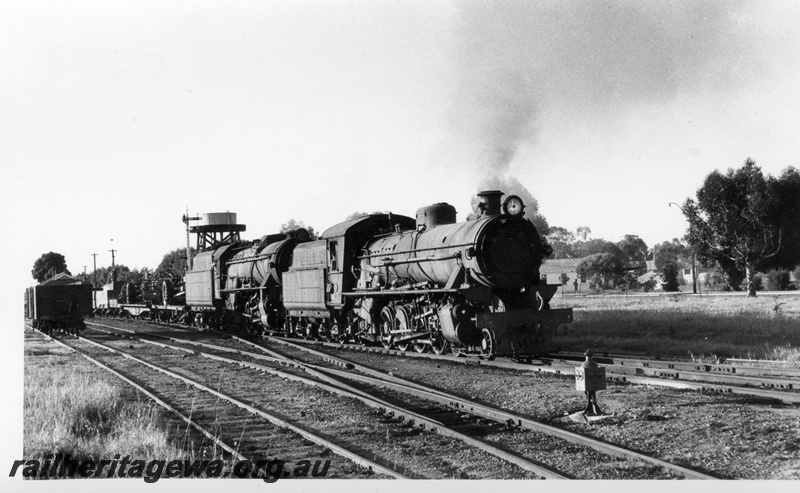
[282,213,415,339]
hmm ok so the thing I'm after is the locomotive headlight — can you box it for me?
[502,195,525,216]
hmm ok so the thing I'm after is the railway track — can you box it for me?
[26,325,414,479]
[31,323,566,479]
[250,333,800,404]
[553,351,800,380]
[81,320,720,479]
[83,325,572,479]
[89,315,800,392]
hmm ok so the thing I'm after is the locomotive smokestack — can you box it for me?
[476,190,503,217]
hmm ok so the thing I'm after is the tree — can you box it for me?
[682,159,800,297]
[652,239,692,271]
[345,212,369,221]
[123,268,149,285]
[576,226,592,241]
[662,262,680,292]
[281,219,318,240]
[616,235,648,264]
[545,226,576,258]
[762,167,800,271]
[714,254,746,291]
[31,252,71,282]
[345,211,383,221]
[555,272,568,295]
[84,265,136,287]
[155,248,194,279]
[572,239,625,260]
[577,253,624,290]
[528,213,549,236]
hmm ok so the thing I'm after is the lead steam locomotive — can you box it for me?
[107,191,572,359]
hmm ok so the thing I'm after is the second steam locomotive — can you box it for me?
[106,191,572,359]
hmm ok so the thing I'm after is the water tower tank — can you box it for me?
[200,212,238,226]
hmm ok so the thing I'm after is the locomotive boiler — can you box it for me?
[220,229,309,330]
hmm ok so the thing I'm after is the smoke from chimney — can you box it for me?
[448,2,747,220]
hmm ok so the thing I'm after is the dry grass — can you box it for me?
[549,293,800,363]
[24,357,194,465]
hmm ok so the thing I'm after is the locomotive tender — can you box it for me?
[114,191,572,359]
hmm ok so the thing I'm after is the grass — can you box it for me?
[549,293,800,364]
[24,355,201,471]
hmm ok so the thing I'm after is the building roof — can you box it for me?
[539,257,590,274]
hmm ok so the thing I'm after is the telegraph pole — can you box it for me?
[91,253,98,308]
[109,239,117,287]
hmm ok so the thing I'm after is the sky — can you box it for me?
[3,0,800,278]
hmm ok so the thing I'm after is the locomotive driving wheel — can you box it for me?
[479,328,496,360]
[393,306,414,352]
[413,341,428,353]
[430,335,449,355]
[379,306,396,349]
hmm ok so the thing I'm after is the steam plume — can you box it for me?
[449,1,747,214]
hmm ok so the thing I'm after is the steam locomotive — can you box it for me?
[109,191,572,359]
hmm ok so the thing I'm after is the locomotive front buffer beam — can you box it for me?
[475,308,572,358]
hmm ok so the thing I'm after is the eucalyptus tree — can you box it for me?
[681,159,800,296]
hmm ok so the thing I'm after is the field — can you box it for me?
[23,332,205,474]
[549,292,800,364]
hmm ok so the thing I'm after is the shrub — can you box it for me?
[704,268,728,291]
[577,253,626,290]
[765,269,792,291]
[662,262,680,292]
[621,272,640,292]
[740,274,764,291]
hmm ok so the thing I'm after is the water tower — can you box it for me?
[182,212,246,270]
